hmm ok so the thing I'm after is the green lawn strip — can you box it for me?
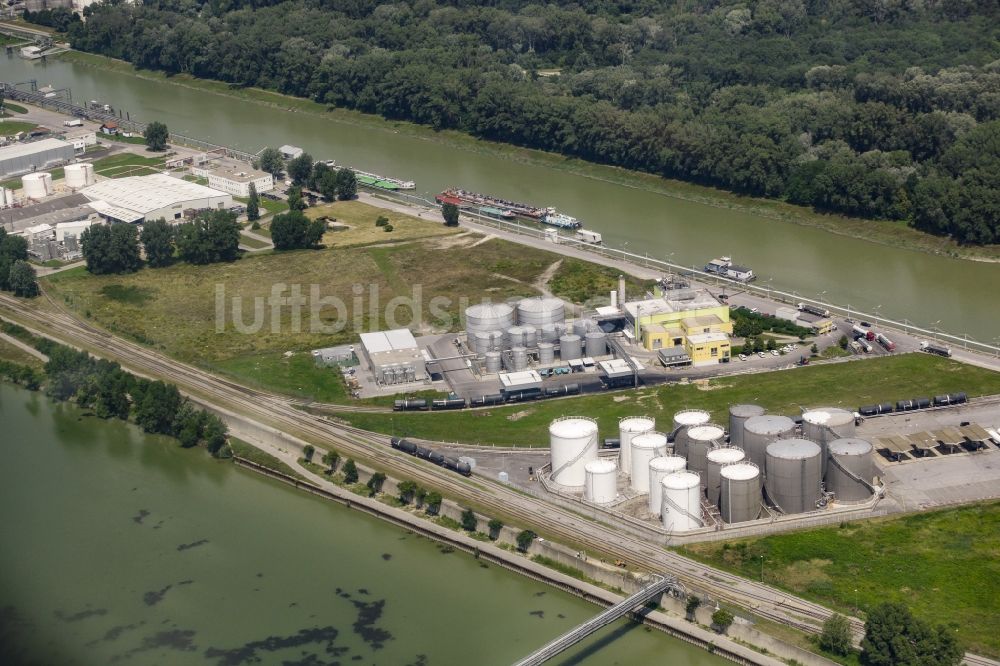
[208,353,350,404]
[0,338,43,369]
[227,437,308,482]
[239,233,270,249]
[0,120,39,136]
[335,355,1000,446]
[678,501,1000,657]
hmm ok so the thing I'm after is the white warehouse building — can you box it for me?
[359,329,426,385]
[80,174,233,223]
[207,165,274,197]
[0,138,76,179]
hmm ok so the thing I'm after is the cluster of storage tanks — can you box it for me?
[547,403,876,533]
[465,298,608,372]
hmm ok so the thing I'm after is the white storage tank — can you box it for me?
[549,417,599,487]
[720,462,762,523]
[618,416,655,477]
[729,404,765,450]
[64,162,96,189]
[537,342,555,365]
[559,334,582,361]
[802,407,856,476]
[826,438,874,503]
[572,319,593,338]
[661,471,702,532]
[765,438,822,514]
[629,431,668,493]
[706,446,745,505]
[23,172,53,199]
[648,455,686,515]
[466,303,515,336]
[506,326,526,349]
[685,423,726,475]
[516,297,565,326]
[584,330,607,357]
[472,331,492,355]
[584,459,618,504]
[743,414,796,471]
[672,409,711,457]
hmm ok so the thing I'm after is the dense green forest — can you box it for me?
[65,0,999,244]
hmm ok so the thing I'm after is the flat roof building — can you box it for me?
[624,288,733,362]
[0,138,75,179]
[81,174,233,223]
[207,165,274,197]
[279,145,303,160]
[359,329,426,385]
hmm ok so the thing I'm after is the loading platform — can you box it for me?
[512,574,677,666]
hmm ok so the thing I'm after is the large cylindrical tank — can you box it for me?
[584,459,618,504]
[539,323,561,343]
[516,297,565,326]
[648,455,686,515]
[720,463,762,523]
[506,326,526,349]
[685,424,726,475]
[64,162,96,188]
[706,446,746,505]
[488,330,505,352]
[509,346,528,371]
[584,330,607,357]
[802,408,857,477]
[522,325,538,348]
[826,438,874,502]
[472,331,492,355]
[484,351,501,373]
[572,319,593,338]
[537,342,555,365]
[618,416,655,477]
[559,334,582,360]
[629,431,668,493]
[729,404,765,450]
[661,472,702,532]
[23,172,53,199]
[765,438,822,514]
[743,414,796,471]
[549,417,599,487]
[466,303,515,336]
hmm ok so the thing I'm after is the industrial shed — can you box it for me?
[80,174,233,223]
[0,139,75,179]
[359,329,426,385]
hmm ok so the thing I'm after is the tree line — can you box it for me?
[64,0,1000,244]
[0,229,39,298]
[80,210,241,274]
[0,322,228,455]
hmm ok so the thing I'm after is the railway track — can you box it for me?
[0,294,956,650]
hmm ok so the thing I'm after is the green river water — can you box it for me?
[0,55,998,343]
[0,383,729,665]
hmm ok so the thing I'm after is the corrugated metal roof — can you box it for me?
[0,138,70,160]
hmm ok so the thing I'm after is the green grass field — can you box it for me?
[2,102,28,114]
[89,152,165,178]
[307,199,459,247]
[208,353,350,403]
[680,501,1000,657]
[0,338,43,369]
[0,120,37,136]
[239,233,271,249]
[334,354,1000,445]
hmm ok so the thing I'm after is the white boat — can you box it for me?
[542,208,581,229]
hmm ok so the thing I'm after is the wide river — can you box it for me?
[0,383,727,665]
[1,55,998,342]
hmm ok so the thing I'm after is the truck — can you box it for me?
[852,324,876,341]
[575,229,603,244]
[876,333,896,352]
[798,302,830,318]
[920,341,952,358]
[860,341,873,353]
[63,119,83,128]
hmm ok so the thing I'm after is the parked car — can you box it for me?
[757,351,766,358]
[771,349,780,356]
[738,354,747,361]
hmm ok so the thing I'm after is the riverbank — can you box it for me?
[54,49,1000,263]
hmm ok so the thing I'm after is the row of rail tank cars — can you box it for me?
[858,391,967,416]
[390,437,473,476]
[393,384,582,411]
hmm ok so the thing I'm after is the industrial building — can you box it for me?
[64,130,98,152]
[0,139,75,179]
[279,145,304,160]
[206,165,275,197]
[80,174,233,223]
[359,329,426,385]
[623,288,733,364]
[775,306,834,335]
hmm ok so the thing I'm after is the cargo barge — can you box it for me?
[321,160,415,190]
[437,188,581,228]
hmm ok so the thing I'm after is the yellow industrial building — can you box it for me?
[623,289,732,365]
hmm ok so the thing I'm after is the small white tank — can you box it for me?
[648,455,686,515]
[23,172,53,199]
[629,431,668,493]
[584,459,618,504]
[0,187,10,206]
[618,416,655,477]
[549,417,599,487]
[64,162,96,189]
[673,409,711,431]
[706,446,746,506]
[661,471,702,532]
